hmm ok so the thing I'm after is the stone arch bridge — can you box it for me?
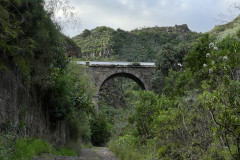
[77,61,156,109]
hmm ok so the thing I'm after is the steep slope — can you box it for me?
[72,25,201,62]
[72,25,202,111]
[73,27,115,59]
[63,35,82,58]
[209,14,240,40]
[0,0,92,147]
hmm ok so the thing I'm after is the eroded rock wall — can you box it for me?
[0,70,69,144]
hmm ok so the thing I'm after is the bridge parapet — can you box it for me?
[77,61,155,67]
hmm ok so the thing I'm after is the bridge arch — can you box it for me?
[81,61,156,110]
[96,70,149,97]
[100,72,145,89]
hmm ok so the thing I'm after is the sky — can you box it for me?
[57,0,240,37]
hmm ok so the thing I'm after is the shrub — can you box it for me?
[82,29,91,37]
[53,147,78,157]
[12,138,53,160]
[109,135,146,160]
[96,26,110,33]
[90,114,111,146]
[130,62,140,66]
[0,134,79,159]
[69,115,91,143]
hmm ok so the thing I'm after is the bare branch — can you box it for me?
[44,0,81,36]
[210,109,234,132]
[215,2,240,24]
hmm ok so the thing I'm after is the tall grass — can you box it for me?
[109,135,147,160]
[0,134,78,160]
[12,138,53,160]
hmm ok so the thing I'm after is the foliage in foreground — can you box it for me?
[0,133,78,160]
[110,33,240,159]
[90,113,111,146]
[0,1,96,158]
[109,135,145,160]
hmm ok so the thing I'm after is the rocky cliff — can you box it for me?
[0,69,69,144]
[63,36,82,58]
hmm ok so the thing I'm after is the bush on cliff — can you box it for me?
[0,0,94,152]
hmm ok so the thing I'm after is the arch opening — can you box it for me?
[98,72,145,109]
[99,72,146,91]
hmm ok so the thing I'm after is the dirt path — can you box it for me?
[33,147,118,160]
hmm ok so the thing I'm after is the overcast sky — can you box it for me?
[59,0,240,37]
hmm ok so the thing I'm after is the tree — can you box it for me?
[81,29,91,37]
[44,0,81,36]
[199,35,240,159]
[152,43,191,93]
[216,2,240,24]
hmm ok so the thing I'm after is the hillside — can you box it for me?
[107,16,240,159]
[1,0,240,159]
[209,14,240,40]
[72,24,201,62]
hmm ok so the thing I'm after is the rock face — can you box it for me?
[167,24,190,33]
[0,70,69,144]
[72,26,115,59]
[63,37,82,58]
[84,48,113,58]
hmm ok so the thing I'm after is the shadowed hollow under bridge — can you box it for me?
[77,61,156,109]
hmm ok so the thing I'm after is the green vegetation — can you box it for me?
[109,135,145,160]
[152,42,192,93]
[1,0,240,159]
[0,133,78,160]
[73,26,115,59]
[73,25,201,62]
[209,15,240,40]
[90,114,111,146]
[0,0,93,158]
[108,32,240,159]
[129,62,141,66]
[53,147,78,157]
[12,138,53,160]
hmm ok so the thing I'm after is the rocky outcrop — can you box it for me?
[63,37,82,58]
[167,24,190,33]
[83,48,113,58]
[0,69,69,144]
